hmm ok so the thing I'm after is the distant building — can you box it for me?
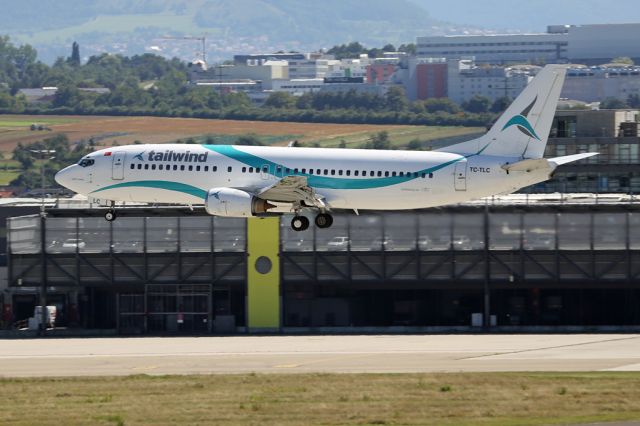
[447,60,535,104]
[530,109,640,193]
[271,78,324,95]
[417,23,640,65]
[233,53,306,65]
[561,65,640,103]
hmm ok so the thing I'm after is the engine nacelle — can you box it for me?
[205,188,274,217]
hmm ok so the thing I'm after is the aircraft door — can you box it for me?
[112,152,126,180]
[454,161,467,191]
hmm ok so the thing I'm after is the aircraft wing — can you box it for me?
[256,176,325,208]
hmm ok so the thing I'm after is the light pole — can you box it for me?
[29,149,56,215]
[29,149,55,335]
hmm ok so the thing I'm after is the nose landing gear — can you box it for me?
[104,209,117,222]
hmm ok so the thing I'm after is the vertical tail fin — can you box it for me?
[439,65,567,159]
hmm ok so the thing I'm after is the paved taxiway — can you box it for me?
[0,334,639,377]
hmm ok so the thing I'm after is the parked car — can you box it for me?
[371,236,394,250]
[452,235,472,250]
[327,236,350,249]
[61,238,86,251]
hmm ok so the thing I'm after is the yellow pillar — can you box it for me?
[246,217,280,330]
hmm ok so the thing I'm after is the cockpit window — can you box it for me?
[78,158,95,167]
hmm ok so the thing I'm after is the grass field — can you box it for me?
[1,372,639,425]
[0,115,484,153]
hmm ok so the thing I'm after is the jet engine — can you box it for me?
[205,188,274,217]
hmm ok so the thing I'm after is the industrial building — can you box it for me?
[416,23,640,65]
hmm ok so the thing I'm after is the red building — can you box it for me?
[366,64,396,84]
[416,63,447,100]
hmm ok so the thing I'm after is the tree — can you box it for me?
[398,43,416,55]
[68,41,80,67]
[600,97,629,109]
[365,131,391,149]
[627,94,640,108]
[235,135,264,146]
[264,92,295,109]
[490,96,512,113]
[423,98,461,114]
[385,86,408,111]
[462,95,491,113]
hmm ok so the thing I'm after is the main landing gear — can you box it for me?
[291,213,333,231]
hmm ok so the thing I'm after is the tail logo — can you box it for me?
[501,97,541,141]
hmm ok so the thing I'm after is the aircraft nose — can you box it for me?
[55,165,75,189]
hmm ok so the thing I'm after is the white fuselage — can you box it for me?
[55,144,552,212]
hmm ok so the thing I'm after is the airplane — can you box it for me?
[55,65,597,231]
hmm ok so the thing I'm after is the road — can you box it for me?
[0,334,639,377]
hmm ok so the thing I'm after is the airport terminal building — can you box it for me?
[2,195,640,334]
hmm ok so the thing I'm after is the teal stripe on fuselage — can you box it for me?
[91,180,207,198]
[204,145,465,190]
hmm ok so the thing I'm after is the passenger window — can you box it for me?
[151,164,156,170]
[250,167,255,173]
[309,169,314,175]
[429,173,434,178]
[377,171,382,177]
[301,168,306,174]
[354,170,359,176]
[189,165,194,171]
[331,170,335,175]
[285,168,290,173]
[399,171,404,177]
[138,164,142,170]
[255,167,260,174]
[316,169,321,175]
[180,165,185,171]
[242,167,247,173]
[173,165,178,171]
[159,164,163,170]
[144,164,149,170]
[421,173,426,178]
[346,170,351,176]
[196,165,201,172]
[324,169,328,175]
[338,170,343,176]
[130,164,135,170]
[370,171,374,176]
[392,171,396,177]
[204,166,209,172]
[213,166,217,172]
[228,166,232,172]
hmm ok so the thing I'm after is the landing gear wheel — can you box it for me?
[104,210,117,222]
[291,215,309,232]
[315,213,333,229]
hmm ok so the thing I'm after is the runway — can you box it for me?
[0,334,639,377]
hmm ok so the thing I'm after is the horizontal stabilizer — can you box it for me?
[501,158,551,172]
[549,152,599,166]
